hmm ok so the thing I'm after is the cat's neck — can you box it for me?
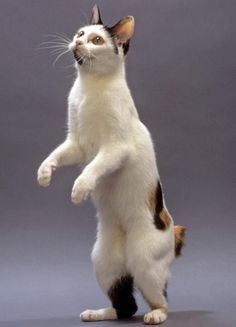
[77,61,126,88]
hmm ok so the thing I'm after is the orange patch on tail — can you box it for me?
[174,225,186,257]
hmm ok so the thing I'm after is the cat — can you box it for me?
[37,5,185,325]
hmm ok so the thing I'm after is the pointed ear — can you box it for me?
[110,16,135,44]
[90,4,103,25]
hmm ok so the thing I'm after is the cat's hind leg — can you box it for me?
[126,220,174,325]
[80,220,137,322]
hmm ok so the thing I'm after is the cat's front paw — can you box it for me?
[71,175,95,205]
[37,158,57,187]
[144,309,167,325]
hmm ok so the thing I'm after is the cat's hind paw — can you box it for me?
[144,309,167,325]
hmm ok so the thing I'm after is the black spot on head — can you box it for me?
[153,181,165,230]
[104,26,119,54]
[108,275,138,319]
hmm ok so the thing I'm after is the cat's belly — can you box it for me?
[92,153,158,224]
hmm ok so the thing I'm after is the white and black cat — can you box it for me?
[37,5,185,325]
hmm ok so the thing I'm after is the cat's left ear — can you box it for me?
[110,16,135,44]
[90,4,103,25]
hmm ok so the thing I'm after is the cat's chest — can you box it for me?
[75,96,107,162]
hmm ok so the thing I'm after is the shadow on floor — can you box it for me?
[0,311,215,327]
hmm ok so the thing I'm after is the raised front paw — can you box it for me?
[71,175,95,205]
[37,158,57,187]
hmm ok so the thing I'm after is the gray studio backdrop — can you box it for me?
[0,0,235,326]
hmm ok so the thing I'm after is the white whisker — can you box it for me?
[49,50,67,56]
[36,33,78,73]
[43,33,72,43]
[65,71,77,79]
[52,48,71,67]
[38,41,69,47]
[36,45,68,51]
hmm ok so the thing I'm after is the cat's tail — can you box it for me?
[174,225,186,257]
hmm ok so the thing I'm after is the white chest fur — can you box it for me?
[76,96,105,162]
[68,73,133,164]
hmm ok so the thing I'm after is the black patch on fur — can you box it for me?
[175,241,182,257]
[123,40,130,55]
[153,181,165,230]
[90,5,103,25]
[163,283,168,301]
[104,26,119,54]
[104,26,130,55]
[108,275,138,319]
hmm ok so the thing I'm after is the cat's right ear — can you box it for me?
[109,16,135,44]
[90,4,103,25]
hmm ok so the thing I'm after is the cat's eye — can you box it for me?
[78,30,84,37]
[92,36,104,45]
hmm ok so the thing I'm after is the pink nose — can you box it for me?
[76,39,83,47]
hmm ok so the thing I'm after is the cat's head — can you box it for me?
[68,5,135,75]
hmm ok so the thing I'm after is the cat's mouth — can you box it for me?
[73,50,84,65]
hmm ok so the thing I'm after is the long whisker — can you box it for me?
[49,50,68,56]
[66,71,77,79]
[36,45,68,51]
[52,48,71,67]
[52,32,72,41]
[36,35,70,53]
[61,63,76,69]
[38,41,69,46]
[42,33,72,43]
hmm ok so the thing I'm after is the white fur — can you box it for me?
[37,23,175,324]
[144,309,167,325]
[80,308,117,321]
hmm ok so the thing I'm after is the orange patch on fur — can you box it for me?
[160,208,172,229]
[174,225,186,257]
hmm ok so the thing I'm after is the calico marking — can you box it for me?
[174,225,186,257]
[108,275,138,319]
[149,181,172,230]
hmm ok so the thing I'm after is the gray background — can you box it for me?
[0,0,235,326]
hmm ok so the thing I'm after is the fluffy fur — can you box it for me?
[37,5,185,325]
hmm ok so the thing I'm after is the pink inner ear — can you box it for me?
[116,17,135,43]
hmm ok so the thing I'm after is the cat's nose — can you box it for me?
[76,39,83,47]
